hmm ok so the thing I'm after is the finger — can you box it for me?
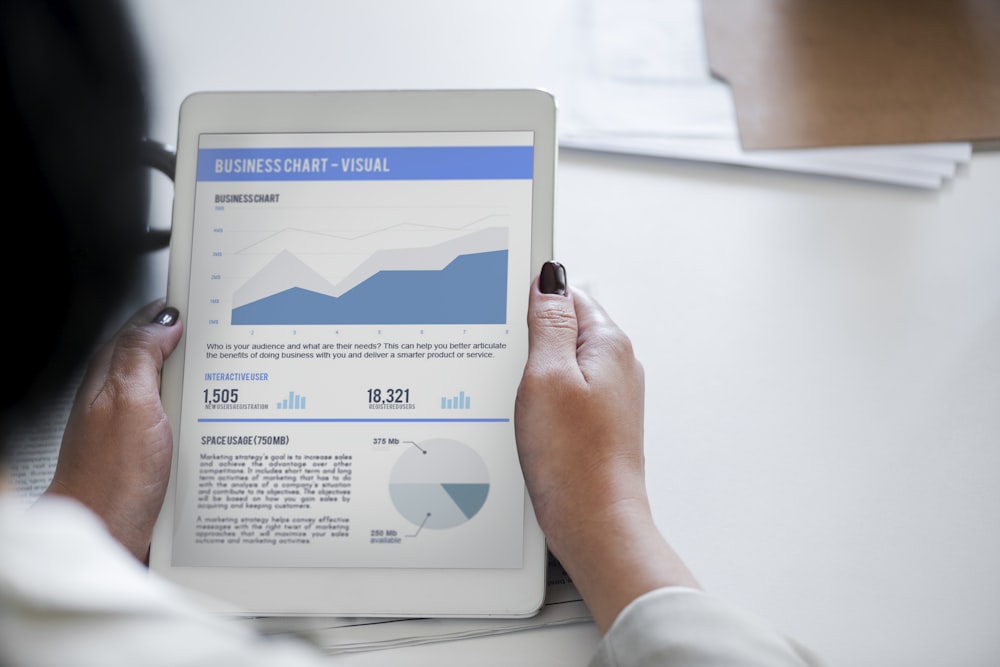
[570,287,617,343]
[571,288,641,386]
[84,300,167,372]
[524,262,581,380]
[77,300,183,402]
[572,288,626,356]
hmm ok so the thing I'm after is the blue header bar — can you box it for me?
[197,146,533,181]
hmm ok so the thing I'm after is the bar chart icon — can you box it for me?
[277,391,307,410]
[440,391,471,410]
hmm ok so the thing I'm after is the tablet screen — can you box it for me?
[171,130,534,570]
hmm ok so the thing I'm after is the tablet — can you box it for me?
[149,89,556,617]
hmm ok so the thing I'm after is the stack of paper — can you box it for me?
[553,0,972,189]
[245,555,592,654]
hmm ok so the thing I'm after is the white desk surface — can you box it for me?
[127,2,1000,665]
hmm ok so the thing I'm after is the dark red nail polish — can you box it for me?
[539,261,567,295]
[153,307,179,326]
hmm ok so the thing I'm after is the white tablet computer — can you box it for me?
[149,89,556,617]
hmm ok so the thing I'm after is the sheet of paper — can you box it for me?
[245,554,591,654]
[3,376,79,509]
[560,134,971,189]
[556,0,728,138]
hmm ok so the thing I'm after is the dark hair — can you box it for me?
[1,0,148,427]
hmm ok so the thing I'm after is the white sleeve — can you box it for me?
[589,588,825,667]
[0,495,336,667]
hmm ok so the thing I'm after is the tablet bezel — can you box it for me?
[149,89,556,617]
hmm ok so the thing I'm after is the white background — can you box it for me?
[125,2,1000,665]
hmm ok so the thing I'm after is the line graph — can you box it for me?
[193,171,532,329]
[230,237,509,325]
[230,211,510,256]
[219,206,513,325]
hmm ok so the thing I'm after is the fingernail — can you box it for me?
[539,261,567,295]
[153,307,179,326]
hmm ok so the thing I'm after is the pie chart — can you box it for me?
[389,438,490,529]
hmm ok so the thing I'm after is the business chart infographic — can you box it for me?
[170,132,534,569]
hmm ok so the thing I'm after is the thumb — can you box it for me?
[523,262,581,380]
[76,300,183,404]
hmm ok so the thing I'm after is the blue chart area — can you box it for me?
[389,439,490,530]
[233,250,506,325]
[230,227,509,326]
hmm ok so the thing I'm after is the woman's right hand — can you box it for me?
[515,262,699,632]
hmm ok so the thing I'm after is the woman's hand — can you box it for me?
[515,262,698,632]
[45,299,183,564]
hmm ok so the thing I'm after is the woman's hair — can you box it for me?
[1,0,148,437]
